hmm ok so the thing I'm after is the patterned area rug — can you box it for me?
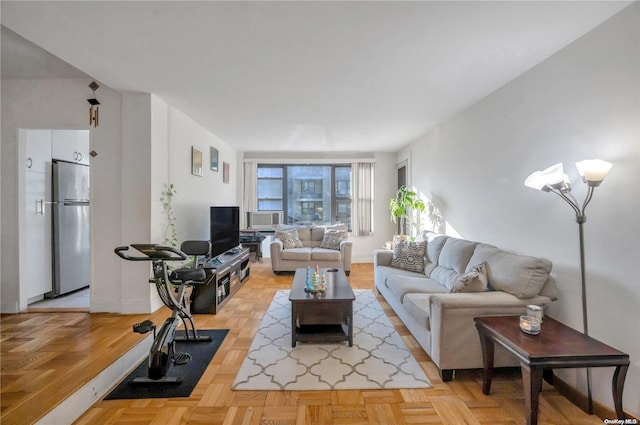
[232,289,431,390]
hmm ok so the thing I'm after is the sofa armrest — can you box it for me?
[427,291,553,370]
[340,240,353,272]
[374,249,393,267]
[269,238,284,271]
[270,238,283,254]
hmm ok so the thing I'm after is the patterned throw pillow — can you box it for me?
[274,228,303,249]
[447,262,488,293]
[390,240,426,273]
[319,229,346,250]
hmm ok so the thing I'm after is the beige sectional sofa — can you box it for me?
[270,224,353,274]
[374,232,558,381]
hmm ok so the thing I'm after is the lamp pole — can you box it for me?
[545,185,595,414]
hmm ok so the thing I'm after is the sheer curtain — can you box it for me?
[351,162,374,237]
[243,161,257,228]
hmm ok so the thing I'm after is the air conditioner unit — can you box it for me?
[246,211,283,230]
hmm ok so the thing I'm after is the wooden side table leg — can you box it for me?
[612,364,629,419]
[521,364,543,425]
[347,302,353,347]
[478,332,494,395]
[291,303,297,347]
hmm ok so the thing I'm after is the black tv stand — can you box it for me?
[192,248,250,314]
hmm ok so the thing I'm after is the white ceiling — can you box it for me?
[1,1,631,153]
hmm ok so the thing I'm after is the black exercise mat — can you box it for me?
[105,329,228,400]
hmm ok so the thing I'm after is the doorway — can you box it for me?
[21,128,91,312]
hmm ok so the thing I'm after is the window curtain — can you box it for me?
[243,161,257,228]
[351,162,373,237]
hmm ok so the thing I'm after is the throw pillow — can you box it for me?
[390,240,426,273]
[274,228,303,249]
[320,229,346,250]
[447,262,488,293]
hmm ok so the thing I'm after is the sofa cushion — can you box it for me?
[390,240,426,273]
[429,238,478,289]
[469,244,552,299]
[448,262,488,293]
[375,265,425,289]
[311,224,347,241]
[310,247,342,261]
[276,224,311,241]
[387,274,448,303]
[402,294,432,331]
[274,228,304,249]
[424,234,448,276]
[280,247,312,261]
[319,229,346,250]
[439,238,478,273]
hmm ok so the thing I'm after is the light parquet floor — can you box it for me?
[1,263,605,425]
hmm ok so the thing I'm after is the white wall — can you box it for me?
[403,4,639,416]
[167,106,238,242]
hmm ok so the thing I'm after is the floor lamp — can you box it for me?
[524,159,613,414]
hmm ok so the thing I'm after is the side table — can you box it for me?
[240,230,266,262]
[474,315,629,425]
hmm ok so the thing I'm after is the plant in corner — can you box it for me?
[389,186,426,240]
[160,183,178,248]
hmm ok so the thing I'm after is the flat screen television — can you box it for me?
[210,206,240,258]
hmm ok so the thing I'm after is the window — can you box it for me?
[257,164,352,229]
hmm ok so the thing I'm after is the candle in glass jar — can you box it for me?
[520,316,541,335]
[526,305,543,322]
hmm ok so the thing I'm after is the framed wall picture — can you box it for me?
[223,162,230,184]
[210,146,219,171]
[192,147,203,176]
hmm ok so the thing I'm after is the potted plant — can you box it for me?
[389,186,426,241]
[160,183,178,248]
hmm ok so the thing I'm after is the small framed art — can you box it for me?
[223,162,230,184]
[192,147,203,176]
[210,146,219,171]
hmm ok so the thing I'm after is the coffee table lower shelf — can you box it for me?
[293,324,349,345]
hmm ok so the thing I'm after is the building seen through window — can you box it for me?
[257,164,352,230]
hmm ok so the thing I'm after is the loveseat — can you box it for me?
[374,232,558,381]
[270,224,353,274]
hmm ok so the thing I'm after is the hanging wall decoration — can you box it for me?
[192,147,203,176]
[210,146,219,171]
[87,80,100,127]
[223,162,230,183]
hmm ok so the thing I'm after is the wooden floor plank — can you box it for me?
[0,262,619,425]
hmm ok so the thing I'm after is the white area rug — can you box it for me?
[232,289,431,390]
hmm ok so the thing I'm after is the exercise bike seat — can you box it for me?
[169,240,212,285]
[170,267,206,283]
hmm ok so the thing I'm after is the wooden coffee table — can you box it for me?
[475,316,629,425]
[289,268,355,347]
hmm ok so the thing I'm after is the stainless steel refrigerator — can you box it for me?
[50,160,91,297]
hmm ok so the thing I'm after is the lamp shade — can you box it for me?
[524,163,569,191]
[576,159,612,186]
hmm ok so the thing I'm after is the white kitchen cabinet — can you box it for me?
[52,130,90,165]
[23,129,52,172]
[24,169,53,299]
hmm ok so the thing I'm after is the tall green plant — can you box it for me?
[160,183,178,248]
[389,186,426,236]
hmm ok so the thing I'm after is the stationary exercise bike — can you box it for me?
[114,241,212,384]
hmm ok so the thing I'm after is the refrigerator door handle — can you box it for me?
[35,200,59,215]
[63,199,90,206]
[35,199,43,215]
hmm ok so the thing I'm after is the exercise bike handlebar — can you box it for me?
[114,244,188,261]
